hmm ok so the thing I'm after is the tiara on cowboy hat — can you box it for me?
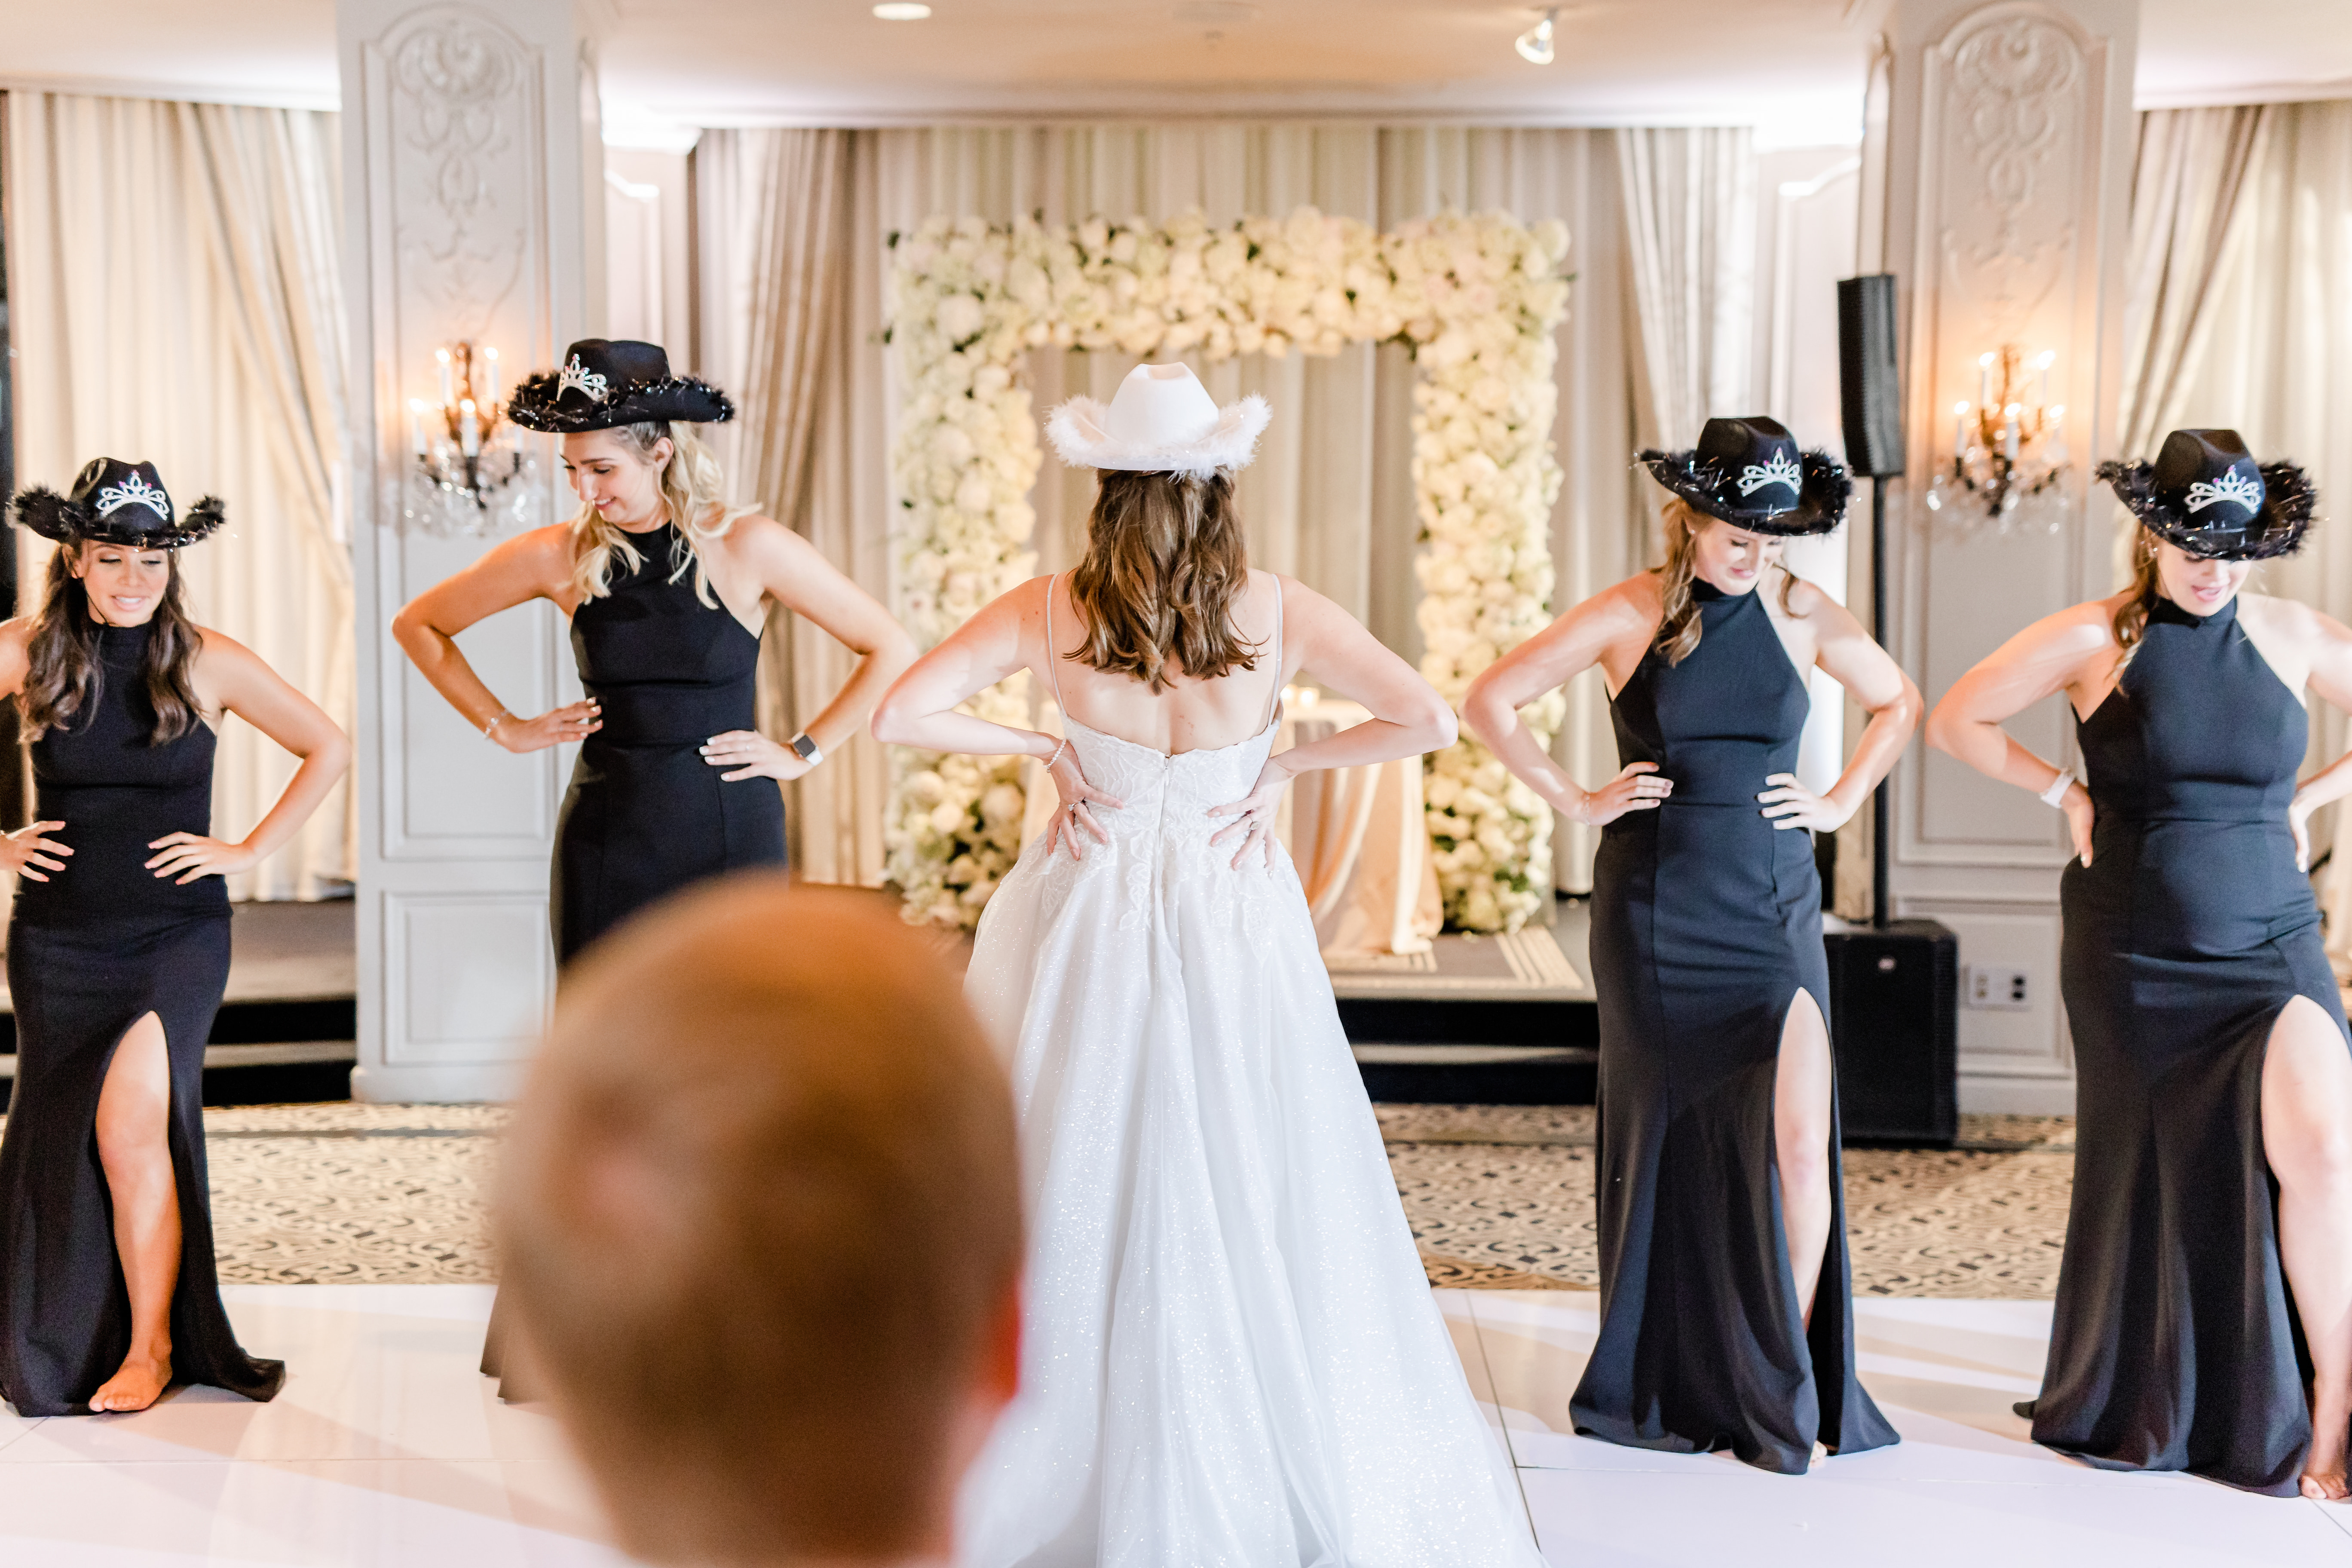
[1638,415,1850,536]
[11,458,225,548]
[505,338,734,434]
[2098,429,2314,561]
[1046,363,1271,480]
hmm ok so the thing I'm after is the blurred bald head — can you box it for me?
[497,879,1022,1566]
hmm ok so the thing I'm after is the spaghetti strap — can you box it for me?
[1044,573,1068,714]
[1263,574,1285,729]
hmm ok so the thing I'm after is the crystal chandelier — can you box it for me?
[397,342,542,536]
[1922,344,2071,533]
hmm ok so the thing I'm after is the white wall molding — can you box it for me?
[340,0,603,1103]
[1876,0,2138,1116]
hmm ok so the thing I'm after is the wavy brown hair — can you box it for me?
[1650,497,1804,665]
[1066,470,1259,692]
[19,543,206,744]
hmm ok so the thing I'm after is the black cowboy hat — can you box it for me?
[2098,429,2312,561]
[1638,415,1850,536]
[11,458,224,548]
[504,338,733,433]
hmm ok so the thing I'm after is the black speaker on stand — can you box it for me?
[1829,275,1957,1146]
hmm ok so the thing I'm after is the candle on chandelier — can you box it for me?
[1978,352,1994,410]
[437,348,455,407]
[459,398,481,457]
[1954,401,1970,457]
[481,347,500,409]
[2002,404,2020,461]
[408,398,429,456]
[2035,350,2054,409]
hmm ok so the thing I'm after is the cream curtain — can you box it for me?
[1616,127,1758,456]
[4,91,353,900]
[701,124,1651,894]
[2116,107,2273,466]
[2134,101,2352,970]
[692,128,891,885]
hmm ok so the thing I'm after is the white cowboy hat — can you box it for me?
[1044,363,1270,480]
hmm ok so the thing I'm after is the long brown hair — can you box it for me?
[1649,497,1805,665]
[1066,470,1259,692]
[19,543,206,744]
[2111,527,2163,652]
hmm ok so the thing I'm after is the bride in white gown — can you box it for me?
[873,364,1545,1568]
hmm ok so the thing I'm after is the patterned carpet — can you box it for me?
[42,1102,2077,1298]
[1384,1105,2075,1295]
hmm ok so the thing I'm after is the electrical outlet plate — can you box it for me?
[1963,965,2031,1011]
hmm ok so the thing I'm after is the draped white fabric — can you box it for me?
[4,91,353,900]
[701,124,1651,893]
[2128,101,2352,968]
[1617,127,1758,455]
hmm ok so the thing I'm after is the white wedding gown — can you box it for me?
[958,586,1545,1568]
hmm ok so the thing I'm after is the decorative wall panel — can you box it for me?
[1878,0,2138,1113]
[340,0,598,1102]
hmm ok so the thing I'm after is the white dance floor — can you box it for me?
[0,1285,2347,1565]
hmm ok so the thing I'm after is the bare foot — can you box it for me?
[87,1353,170,1414]
[2300,1471,2348,1502]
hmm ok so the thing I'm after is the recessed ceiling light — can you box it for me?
[1515,6,1558,65]
[874,2,932,18]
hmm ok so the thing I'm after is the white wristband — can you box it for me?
[2039,769,2076,808]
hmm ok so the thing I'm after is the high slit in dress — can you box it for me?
[0,622,283,1415]
[2025,593,2351,1495]
[481,522,787,1396]
[1573,579,1897,1471]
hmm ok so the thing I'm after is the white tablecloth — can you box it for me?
[1018,689,1440,960]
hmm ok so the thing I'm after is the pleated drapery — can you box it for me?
[1617,127,1758,457]
[701,124,1651,894]
[4,91,354,900]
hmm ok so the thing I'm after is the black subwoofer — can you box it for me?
[1824,919,1957,1146]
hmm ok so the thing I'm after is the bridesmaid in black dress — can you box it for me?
[1930,428,2352,1500]
[0,459,349,1414]
[1466,417,1918,1472]
[392,341,914,1388]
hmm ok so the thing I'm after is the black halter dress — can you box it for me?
[1573,579,1897,1471]
[484,524,787,1396]
[2026,593,2350,1494]
[0,622,283,1415]
[552,523,786,962]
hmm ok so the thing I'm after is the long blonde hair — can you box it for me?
[2111,527,2163,652]
[1650,497,1804,665]
[570,421,751,606]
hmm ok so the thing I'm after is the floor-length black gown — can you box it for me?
[483,522,787,1394]
[1573,579,1897,1472]
[2026,593,2349,1495]
[0,623,283,1415]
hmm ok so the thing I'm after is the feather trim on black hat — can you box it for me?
[504,371,736,434]
[12,486,92,544]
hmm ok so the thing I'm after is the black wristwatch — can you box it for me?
[788,732,824,766]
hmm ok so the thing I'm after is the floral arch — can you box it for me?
[884,206,1571,934]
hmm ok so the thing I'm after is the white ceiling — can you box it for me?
[0,0,2346,141]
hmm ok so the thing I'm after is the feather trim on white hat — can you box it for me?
[1045,392,1271,479]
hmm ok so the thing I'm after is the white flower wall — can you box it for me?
[885,207,1570,931]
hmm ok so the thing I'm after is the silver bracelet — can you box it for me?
[2038,768,2076,808]
[483,710,511,741]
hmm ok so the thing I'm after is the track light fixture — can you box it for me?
[1516,7,1558,65]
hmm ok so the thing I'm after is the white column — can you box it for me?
[338,0,605,1102]
[1875,0,2138,1113]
